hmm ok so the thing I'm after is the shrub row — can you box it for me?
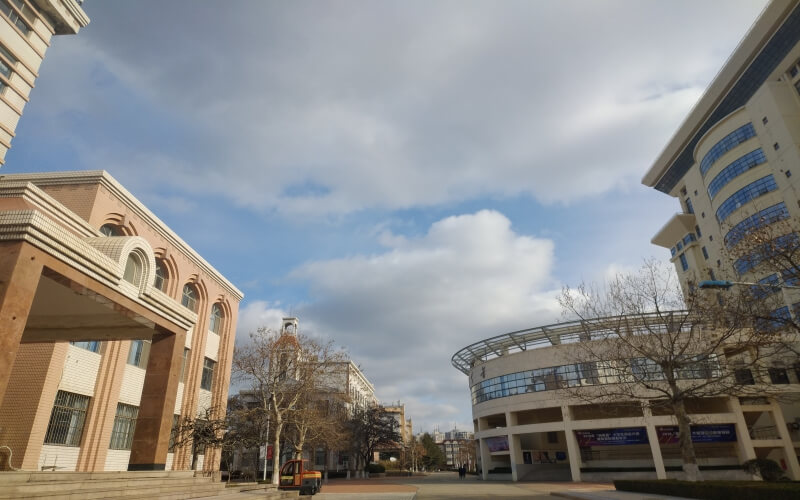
[614,480,800,500]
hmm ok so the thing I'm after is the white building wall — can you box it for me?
[117,363,146,406]
[205,332,220,361]
[166,452,174,471]
[104,449,131,471]
[38,444,80,471]
[59,344,101,396]
[175,382,184,414]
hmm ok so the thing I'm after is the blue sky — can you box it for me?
[5,0,768,433]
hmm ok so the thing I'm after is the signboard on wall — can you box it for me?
[486,436,510,452]
[574,427,649,447]
[656,424,736,444]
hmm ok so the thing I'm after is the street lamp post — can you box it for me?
[698,280,800,290]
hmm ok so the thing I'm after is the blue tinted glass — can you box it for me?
[707,149,767,200]
[716,175,777,223]
[724,203,789,247]
[700,123,756,177]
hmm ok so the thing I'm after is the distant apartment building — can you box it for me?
[0,0,89,165]
[436,428,474,469]
[643,0,800,300]
[0,170,243,472]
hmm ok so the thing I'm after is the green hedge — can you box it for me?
[614,480,800,500]
[366,463,386,473]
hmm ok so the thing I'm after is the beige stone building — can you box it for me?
[0,0,88,166]
[0,170,243,472]
[643,0,800,297]
[453,314,800,483]
[456,0,800,483]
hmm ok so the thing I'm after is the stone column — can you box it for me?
[479,438,490,480]
[642,405,667,479]
[771,401,800,480]
[0,242,43,403]
[508,433,523,481]
[128,326,186,470]
[561,405,582,482]
[729,397,756,464]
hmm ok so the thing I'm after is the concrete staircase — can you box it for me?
[0,470,299,499]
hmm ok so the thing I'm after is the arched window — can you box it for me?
[99,223,123,236]
[122,253,142,286]
[181,283,198,312]
[154,259,168,292]
[209,303,223,334]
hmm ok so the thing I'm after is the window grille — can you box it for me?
[44,391,90,446]
[109,403,138,450]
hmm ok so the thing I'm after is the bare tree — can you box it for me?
[722,212,800,357]
[232,327,345,485]
[285,390,348,462]
[170,405,228,472]
[559,259,791,482]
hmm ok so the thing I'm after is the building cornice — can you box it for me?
[1,171,244,301]
[642,0,800,194]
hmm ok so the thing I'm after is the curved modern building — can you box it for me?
[452,314,800,482]
[643,0,800,297]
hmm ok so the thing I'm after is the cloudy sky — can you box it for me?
[6,0,769,433]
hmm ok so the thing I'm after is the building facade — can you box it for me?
[453,315,800,483]
[643,0,800,297]
[0,170,242,472]
[453,0,800,484]
[0,0,88,165]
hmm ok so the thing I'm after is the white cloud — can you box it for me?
[256,210,562,431]
[31,0,768,216]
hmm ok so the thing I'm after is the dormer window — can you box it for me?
[100,224,123,236]
[122,253,142,286]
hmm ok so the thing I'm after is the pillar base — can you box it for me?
[128,463,166,471]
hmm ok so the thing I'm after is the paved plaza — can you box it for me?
[305,471,618,500]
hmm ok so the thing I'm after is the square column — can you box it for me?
[479,438,490,480]
[561,405,582,482]
[508,433,523,481]
[642,405,667,479]
[771,401,800,480]
[0,242,43,403]
[128,327,186,470]
[729,398,756,464]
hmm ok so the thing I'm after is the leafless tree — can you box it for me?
[559,259,793,481]
[232,327,345,485]
[170,405,228,472]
